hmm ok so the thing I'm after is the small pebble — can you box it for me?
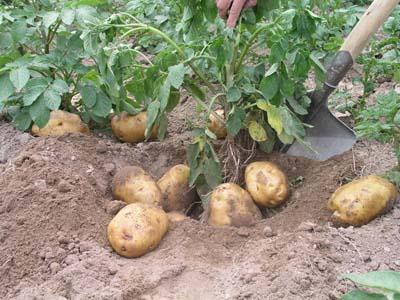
[58,180,72,193]
[108,266,118,275]
[49,262,61,274]
[297,221,317,232]
[237,227,250,237]
[263,226,277,237]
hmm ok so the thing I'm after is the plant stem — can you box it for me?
[235,24,270,73]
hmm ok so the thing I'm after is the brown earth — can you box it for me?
[0,88,400,300]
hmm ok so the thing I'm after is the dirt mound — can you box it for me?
[0,119,399,300]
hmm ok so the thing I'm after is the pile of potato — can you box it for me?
[108,164,197,258]
[107,160,291,258]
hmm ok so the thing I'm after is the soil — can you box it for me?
[1,84,400,300]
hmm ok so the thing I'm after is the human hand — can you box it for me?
[216,0,257,28]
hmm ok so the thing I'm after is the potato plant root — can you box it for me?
[0,99,399,299]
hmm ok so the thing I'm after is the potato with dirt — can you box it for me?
[112,166,162,206]
[208,183,262,227]
[167,211,188,223]
[107,202,169,258]
[245,161,289,208]
[111,111,158,143]
[157,164,197,212]
[328,175,397,226]
[208,109,227,139]
[31,110,89,137]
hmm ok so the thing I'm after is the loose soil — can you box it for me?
[1,85,400,300]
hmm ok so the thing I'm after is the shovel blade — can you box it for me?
[284,106,356,160]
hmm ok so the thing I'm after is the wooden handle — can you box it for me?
[340,0,399,59]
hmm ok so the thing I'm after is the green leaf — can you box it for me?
[92,91,111,117]
[159,80,171,112]
[278,131,295,144]
[310,53,326,74]
[157,113,168,140]
[265,63,279,77]
[287,97,308,115]
[29,96,50,128]
[42,12,60,28]
[185,82,205,100]
[167,64,185,89]
[121,100,141,115]
[249,121,268,142]
[205,128,217,140]
[23,86,46,106]
[52,79,69,93]
[280,108,305,138]
[43,89,61,110]
[256,99,270,111]
[341,290,386,300]
[61,9,75,25]
[11,20,27,43]
[260,73,280,101]
[394,293,400,300]
[227,107,245,136]
[146,101,160,136]
[10,67,30,91]
[204,157,221,189]
[13,112,32,131]
[166,91,180,112]
[0,73,14,102]
[0,33,13,50]
[227,86,241,103]
[267,106,283,134]
[79,86,97,108]
[344,272,400,293]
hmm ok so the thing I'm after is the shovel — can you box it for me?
[282,0,399,160]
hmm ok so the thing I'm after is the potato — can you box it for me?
[327,175,397,226]
[31,110,89,137]
[245,161,289,208]
[111,111,158,143]
[167,211,188,223]
[208,109,227,139]
[112,166,162,206]
[208,183,262,227]
[157,164,197,212]
[107,203,169,258]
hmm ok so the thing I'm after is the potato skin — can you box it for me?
[208,183,262,227]
[111,111,158,143]
[112,166,162,206]
[31,110,89,137]
[167,211,188,223]
[327,175,397,226]
[157,164,197,212]
[245,161,289,208]
[107,203,169,258]
[208,109,227,139]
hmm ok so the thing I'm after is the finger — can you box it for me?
[227,0,247,28]
[244,0,257,8]
[216,0,232,19]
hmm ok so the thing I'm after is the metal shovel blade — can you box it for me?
[285,105,356,160]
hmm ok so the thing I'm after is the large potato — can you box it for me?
[328,175,397,226]
[208,183,262,227]
[157,164,197,212]
[245,161,289,208]
[208,109,227,139]
[107,203,169,258]
[112,166,162,206]
[111,111,158,143]
[32,110,89,137]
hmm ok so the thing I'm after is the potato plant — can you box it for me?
[0,0,116,130]
[356,91,400,187]
[83,0,328,199]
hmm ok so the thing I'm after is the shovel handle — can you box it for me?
[340,0,399,60]
[323,0,398,92]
